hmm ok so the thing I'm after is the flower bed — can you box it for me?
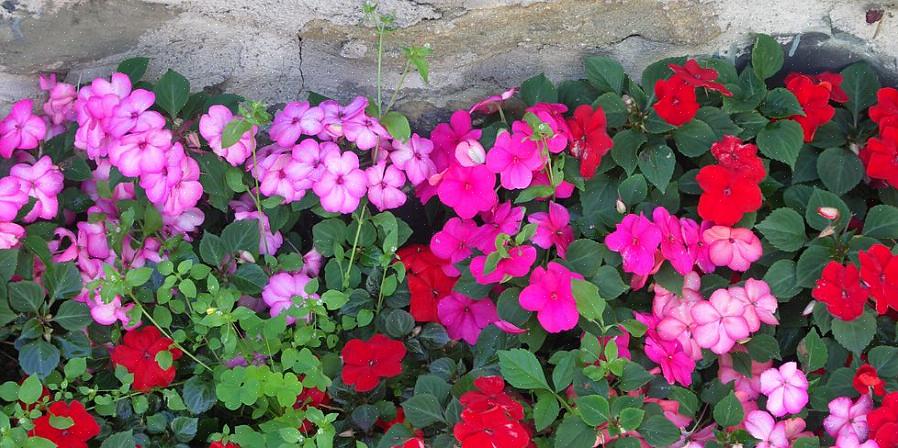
[1,26,898,448]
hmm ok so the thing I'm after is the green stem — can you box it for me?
[134,300,213,372]
[376,25,385,115]
[498,104,508,125]
[383,60,411,117]
[343,202,368,288]
[375,263,390,312]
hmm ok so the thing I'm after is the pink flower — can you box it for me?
[40,76,77,126]
[108,128,172,177]
[605,214,662,275]
[0,177,28,221]
[86,292,135,328]
[390,134,436,185]
[690,288,750,354]
[430,110,481,171]
[519,262,582,333]
[0,99,47,158]
[253,145,304,203]
[319,97,366,139]
[470,245,536,284]
[140,143,203,216]
[234,211,283,255]
[287,140,340,188]
[343,103,389,150]
[703,225,762,272]
[485,130,543,189]
[431,217,478,270]
[269,101,324,147]
[759,362,809,417]
[301,249,323,277]
[692,220,716,273]
[469,87,518,114]
[313,151,367,214]
[824,395,872,443]
[729,279,779,332]
[454,139,486,167]
[163,207,205,237]
[0,223,25,249]
[528,202,573,258]
[471,202,525,253]
[106,89,164,137]
[10,156,64,223]
[653,207,696,275]
[745,411,789,448]
[366,162,407,211]
[718,347,773,400]
[437,292,498,345]
[262,272,319,324]
[644,335,695,386]
[437,164,498,219]
[199,105,257,166]
[523,103,570,154]
[528,171,574,200]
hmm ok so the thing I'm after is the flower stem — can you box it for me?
[383,60,411,117]
[376,25,385,115]
[134,299,213,372]
[343,202,368,289]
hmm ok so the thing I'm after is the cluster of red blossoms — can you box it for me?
[862,87,898,188]
[452,376,532,448]
[868,392,898,447]
[29,401,100,448]
[565,104,613,179]
[653,59,732,126]
[812,243,898,320]
[695,135,766,226]
[110,326,183,392]
[854,364,887,396]
[340,333,406,392]
[784,72,845,142]
[397,244,457,323]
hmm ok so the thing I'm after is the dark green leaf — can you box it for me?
[222,219,261,255]
[401,393,445,427]
[841,62,880,124]
[757,120,803,169]
[637,144,675,193]
[154,69,190,118]
[756,208,806,252]
[713,391,744,427]
[863,205,898,239]
[232,264,268,295]
[817,147,863,195]
[498,349,550,390]
[831,311,876,353]
[19,340,60,378]
[9,281,45,314]
[760,88,804,118]
[797,328,827,372]
[554,415,597,448]
[673,120,716,157]
[520,73,558,106]
[117,58,150,84]
[53,301,92,331]
[752,34,784,80]
[585,56,625,95]
[638,415,681,447]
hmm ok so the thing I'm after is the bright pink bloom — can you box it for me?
[288,140,340,188]
[469,88,517,114]
[199,105,257,166]
[703,225,762,272]
[86,292,135,328]
[366,162,407,211]
[745,411,789,448]
[523,103,570,154]
[431,217,478,269]
[253,145,304,203]
[0,223,25,249]
[519,262,582,333]
[824,395,873,444]
[233,211,282,255]
[270,101,324,147]
[471,202,525,253]
[0,177,28,222]
[759,362,809,417]
[108,128,172,177]
[437,164,498,219]
[605,214,662,275]
[144,144,203,216]
[163,207,205,238]
[0,99,47,158]
[262,272,318,324]
[319,97,364,139]
[653,207,696,275]
[343,103,389,150]
[10,156,64,223]
[391,134,436,185]
[455,139,486,167]
[437,292,499,345]
[718,346,772,400]
[691,288,750,354]
[528,202,573,258]
[645,335,695,386]
[40,75,77,126]
[431,110,482,171]
[469,245,536,284]
[485,130,543,189]
[106,89,164,137]
[528,171,574,200]
[729,279,779,332]
[313,151,367,214]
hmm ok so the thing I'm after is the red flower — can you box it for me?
[408,266,456,322]
[811,261,868,321]
[785,73,836,142]
[295,384,330,434]
[812,72,848,103]
[393,437,425,448]
[863,126,898,189]
[859,243,898,315]
[854,364,886,396]
[869,392,898,448]
[709,135,766,183]
[695,165,763,226]
[459,376,524,420]
[397,244,445,274]
[652,77,700,127]
[566,104,613,179]
[668,59,732,96]
[340,334,406,392]
[29,401,100,448]
[210,442,240,448]
[110,326,182,392]
[870,87,898,129]
[453,406,531,448]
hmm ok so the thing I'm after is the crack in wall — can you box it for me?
[297,32,305,92]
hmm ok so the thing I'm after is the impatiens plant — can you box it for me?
[2,16,898,448]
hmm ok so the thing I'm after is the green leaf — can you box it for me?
[183,376,217,414]
[756,208,806,252]
[637,144,675,193]
[100,430,136,448]
[863,205,898,239]
[498,349,550,390]
[312,219,347,257]
[221,119,253,149]
[222,219,261,255]
[594,92,627,128]
[763,259,801,300]
[831,311,876,353]
[534,391,561,431]
[64,358,86,380]
[619,361,654,391]
[760,88,804,118]
[154,69,191,118]
[170,416,198,443]
[117,57,150,84]
[841,61,880,124]
[520,73,558,106]
[805,188,850,231]
[125,267,153,288]
[19,340,60,378]
[194,152,232,212]
[817,147,863,195]
[9,281,45,314]
[384,309,415,338]
[746,334,782,362]
[757,120,803,169]
[554,415,597,448]
[584,56,625,95]
[619,174,647,206]
[619,407,645,430]
[18,375,42,404]
[576,395,610,426]
[53,301,92,331]
[797,328,827,372]
[713,391,744,427]
[572,279,605,323]
[44,262,81,301]
[752,34,783,80]
[723,67,767,113]
[869,346,898,378]
[515,184,555,204]
[611,129,646,175]
[199,232,226,266]
[232,264,268,295]
[401,393,445,427]
[382,111,411,142]
[796,245,831,288]
[0,249,18,282]
[565,240,603,278]
[638,415,681,447]
[673,120,716,157]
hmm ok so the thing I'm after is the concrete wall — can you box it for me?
[1,0,896,124]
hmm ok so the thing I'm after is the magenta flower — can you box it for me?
[199,105,257,166]
[469,87,518,114]
[86,292,135,328]
[287,140,340,189]
[140,143,203,217]
[0,99,47,158]
[644,335,695,386]
[653,207,696,275]
[523,103,570,153]
[729,279,779,332]
[437,292,498,345]
[718,346,772,400]
[430,110,481,171]
[759,362,809,417]
[529,201,574,258]
[313,151,367,214]
[366,161,406,211]
[437,164,498,219]
[0,177,28,222]
[430,217,478,269]
[40,75,76,126]
[470,244,536,284]
[519,262,582,333]
[0,223,25,250]
[485,130,543,189]
[691,220,716,273]
[270,101,324,147]
[703,225,763,272]
[823,395,872,443]
[343,102,389,150]
[319,97,366,139]
[253,145,304,203]
[745,410,789,448]
[605,213,662,275]
[108,128,172,177]
[390,134,436,185]
[470,201,525,253]
[262,272,319,324]
[10,156,64,223]
[301,249,323,277]
[106,89,164,137]
[690,288,750,354]
[454,138,486,167]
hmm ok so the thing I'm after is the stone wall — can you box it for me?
[1,0,896,125]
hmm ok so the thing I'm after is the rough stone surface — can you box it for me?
[1,0,897,125]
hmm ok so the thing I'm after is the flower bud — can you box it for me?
[186,132,201,149]
[238,250,255,264]
[818,225,835,238]
[817,206,839,221]
[802,301,816,316]
[454,138,485,166]
[616,199,627,214]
